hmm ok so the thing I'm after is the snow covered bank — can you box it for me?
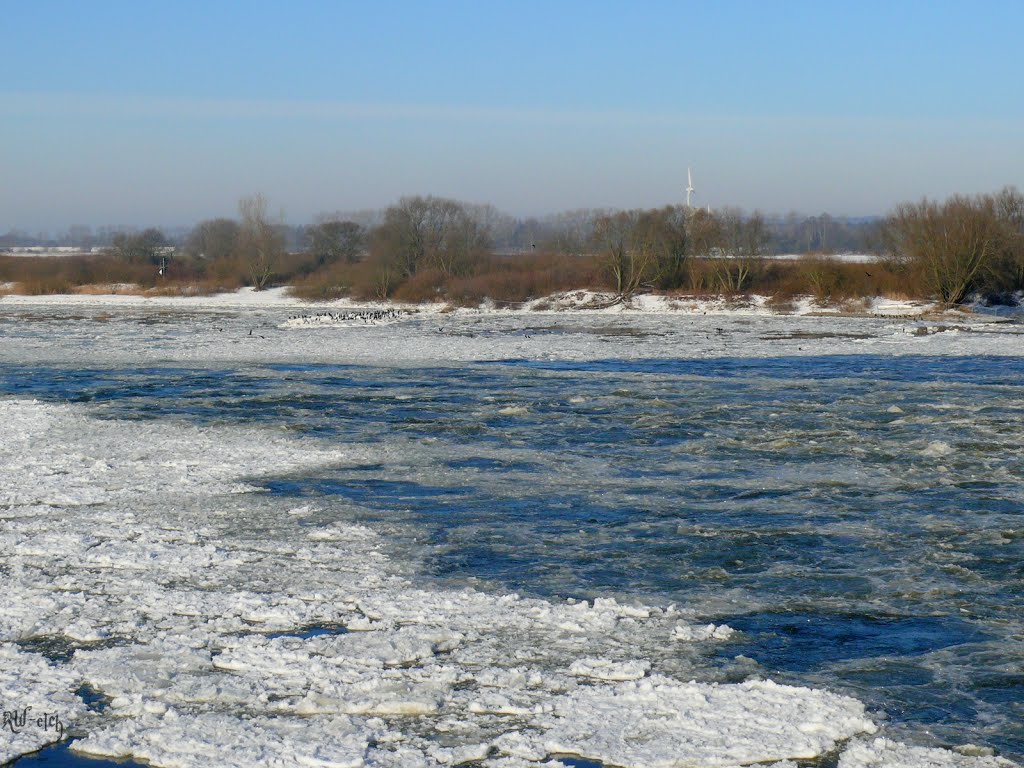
[1,288,1021,369]
[0,285,965,318]
[1,398,1017,767]
[0,286,314,310]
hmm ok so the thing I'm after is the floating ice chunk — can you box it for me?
[589,598,651,619]
[467,693,534,716]
[482,759,573,768]
[0,644,88,764]
[73,711,373,768]
[474,667,547,689]
[431,742,493,765]
[346,616,389,631]
[504,677,877,768]
[839,737,1018,768]
[922,441,955,457]
[672,622,736,641]
[62,622,111,643]
[498,405,529,416]
[568,658,651,681]
[309,526,356,541]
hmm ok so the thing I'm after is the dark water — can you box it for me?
[7,744,145,768]
[2,355,1023,759]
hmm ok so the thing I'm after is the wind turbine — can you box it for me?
[686,167,695,208]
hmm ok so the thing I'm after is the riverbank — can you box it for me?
[0,284,950,317]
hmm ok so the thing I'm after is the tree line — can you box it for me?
[2,207,882,255]
[2,188,1022,308]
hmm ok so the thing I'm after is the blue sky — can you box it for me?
[2,0,1022,232]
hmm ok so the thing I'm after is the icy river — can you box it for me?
[1,297,1022,768]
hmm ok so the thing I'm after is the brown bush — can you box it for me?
[142,282,225,297]
[199,255,249,291]
[287,250,607,306]
[0,252,252,295]
[73,284,144,295]
[0,246,926,306]
[288,259,379,301]
[17,275,75,295]
[391,268,449,304]
[444,252,605,306]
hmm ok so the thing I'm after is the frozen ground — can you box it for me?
[1,293,1022,767]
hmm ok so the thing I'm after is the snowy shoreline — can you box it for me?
[0,285,963,318]
[1,286,1021,369]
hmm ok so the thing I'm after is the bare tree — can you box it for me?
[374,196,431,278]
[435,205,491,277]
[989,186,1024,292]
[237,194,284,291]
[686,208,721,258]
[885,194,1002,307]
[713,209,767,292]
[634,206,688,290]
[592,210,655,300]
[542,209,608,254]
[184,218,240,261]
[466,203,515,250]
[107,228,167,264]
[306,219,364,266]
[372,196,490,279]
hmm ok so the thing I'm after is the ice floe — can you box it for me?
[840,738,1018,768]
[672,622,736,641]
[0,645,87,764]
[0,393,1019,767]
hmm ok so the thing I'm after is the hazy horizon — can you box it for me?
[4,1,1022,233]
[2,198,888,244]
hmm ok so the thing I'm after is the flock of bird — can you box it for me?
[284,309,407,326]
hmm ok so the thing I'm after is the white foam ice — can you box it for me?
[502,678,876,768]
[840,738,1018,768]
[921,440,955,457]
[0,398,350,507]
[568,658,651,681]
[0,645,87,764]
[673,622,736,641]
[497,405,530,416]
[0,397,1017,768]
[73,712,374,768]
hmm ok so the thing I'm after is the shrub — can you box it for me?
[288,259,377,301]
[800,255,846,305]
[391,268,448,303]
